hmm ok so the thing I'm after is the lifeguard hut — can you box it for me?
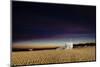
[65,42,73,49]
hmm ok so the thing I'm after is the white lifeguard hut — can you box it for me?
[65,42,73,49]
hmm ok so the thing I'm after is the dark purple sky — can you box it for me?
[12,1,96,43]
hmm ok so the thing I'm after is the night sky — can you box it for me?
[12,1,96,45]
